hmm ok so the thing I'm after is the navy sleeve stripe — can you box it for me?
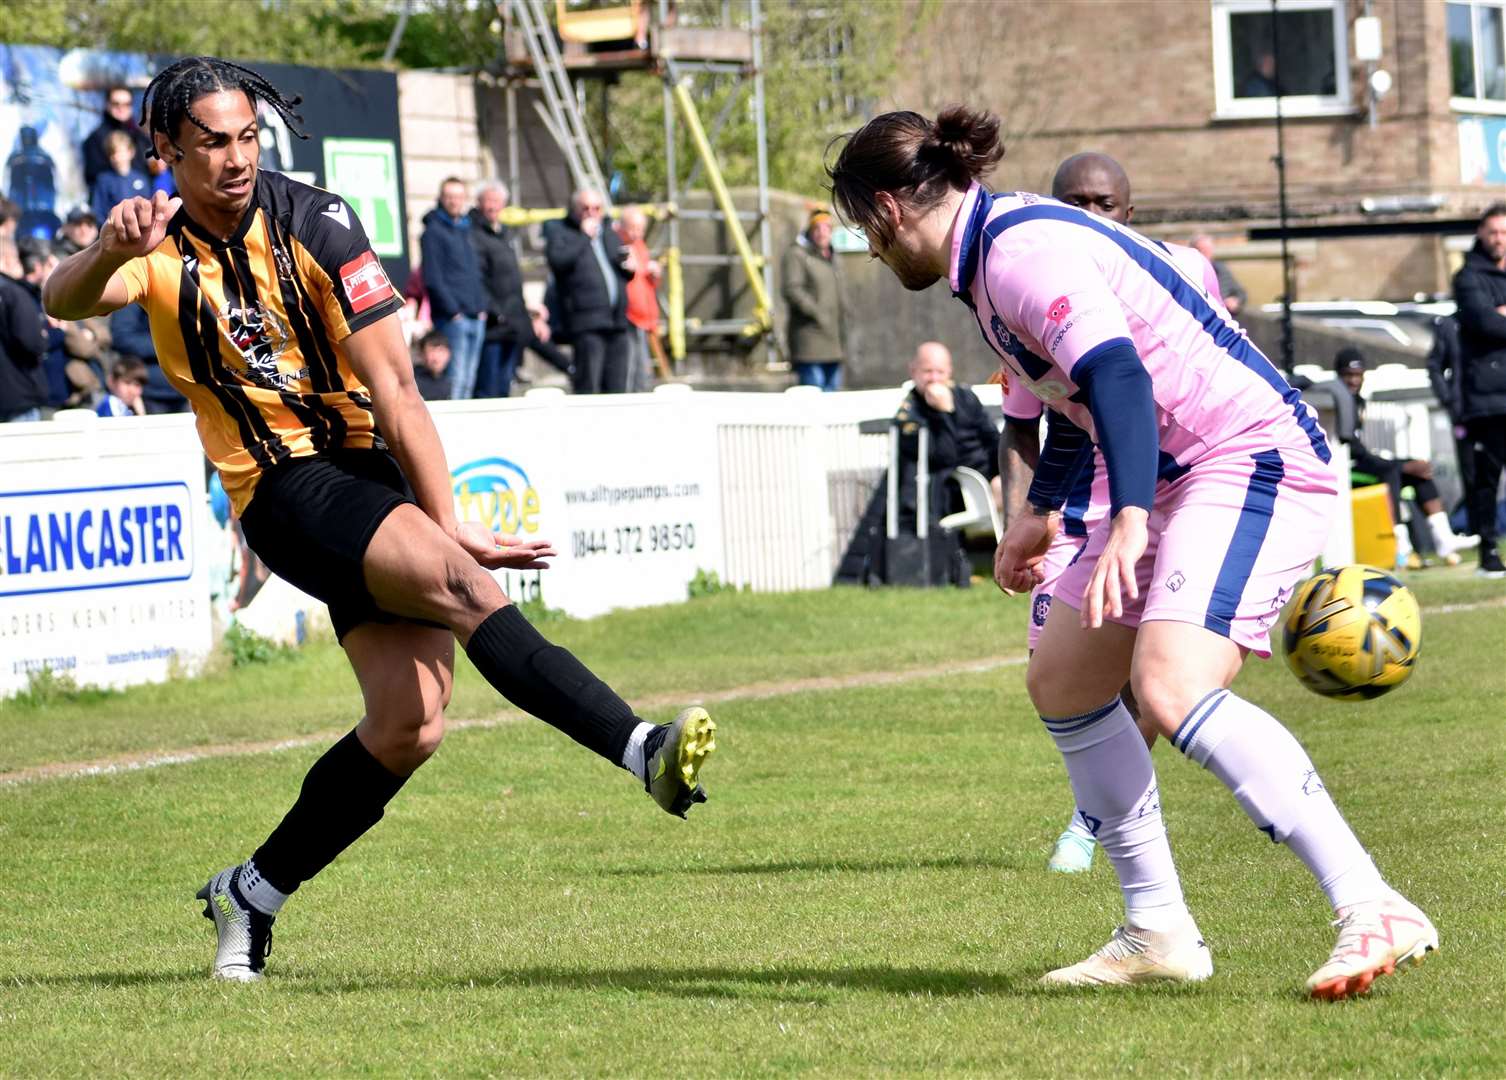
[1071,335,1138,383]
[1076,340,1158,516]
[1027,410,1094,511]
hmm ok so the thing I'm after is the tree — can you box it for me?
[0,0,493,72]
[603,0,913,201]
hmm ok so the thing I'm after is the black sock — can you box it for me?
[251,729,408,894]
[464,605,640,764]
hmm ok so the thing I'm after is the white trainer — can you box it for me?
[1041,917,1213,987]
[1307,894,1438,1001]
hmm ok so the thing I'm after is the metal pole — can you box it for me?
[659,0,683,362]
[506,79,520,204]
[1271,0,1295,376]
[750,0,776,366]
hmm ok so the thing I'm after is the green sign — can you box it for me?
[323,138,403,258]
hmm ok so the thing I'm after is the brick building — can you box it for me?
[890,0,1506,305]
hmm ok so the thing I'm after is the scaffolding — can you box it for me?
[499,0,776,366]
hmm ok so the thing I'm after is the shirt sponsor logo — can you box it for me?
[0,481,195,597]
[1046,295,1072,323]
[220,301,304,391]
[340,250,393,314]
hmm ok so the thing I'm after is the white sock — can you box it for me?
[620,721,654,781]
[1427,511,1461,555]
[1043,697,1188,932]
[1064,808,1095,843]
[1174,690,1389,911]
[1393,522,1413,557]
[238,858,289,916]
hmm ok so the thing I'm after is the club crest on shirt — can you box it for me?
[990,314,1014,352]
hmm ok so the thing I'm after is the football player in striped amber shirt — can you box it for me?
[45,56,716,983]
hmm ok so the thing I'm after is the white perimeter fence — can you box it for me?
[0,373,1433,698]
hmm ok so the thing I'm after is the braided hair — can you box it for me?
[139,56,307,161]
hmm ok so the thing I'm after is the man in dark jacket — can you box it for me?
[81,86,151,190]
[1450,202,1506,578]
[782,208,846,390]
[470,180,532,398]
[419,178,486,401]
[0,257,49,423]
[545,189,633,395]
[895,341,1000,521]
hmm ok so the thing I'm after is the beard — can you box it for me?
[884,245,941,291]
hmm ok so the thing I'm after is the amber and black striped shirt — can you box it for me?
[119,170,402,513]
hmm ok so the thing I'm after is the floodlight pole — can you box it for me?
[1271,0,1295,377]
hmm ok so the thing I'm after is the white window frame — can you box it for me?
[1449,0,1506,115]
[1211,0,1353,120]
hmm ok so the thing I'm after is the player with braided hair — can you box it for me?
[45,56,716,983]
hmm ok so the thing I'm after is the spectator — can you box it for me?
[419,177,486,401]
[53,206,99,259]
[110,301,188,413]
[1191,234,1247,316]
[469,180,532,399]
[782,207,846,391]
[399,263,431,347]
[0,242,49,423]
[1333,347,1467,568]
[545,189,633,394]
[616,204,662,392]
[1240,51,1281,98]
[1450,202,1506,578]
[15,235,74,413]
[96,357,148,417]
[0,196,20,279]
[82,85,151,190]
[895,341,1001,518]
[92,131,152,226]
[411,330,452,402]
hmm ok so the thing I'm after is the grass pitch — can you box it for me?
[1,570,1503,1077]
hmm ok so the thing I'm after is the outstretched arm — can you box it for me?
[45,191,177,319]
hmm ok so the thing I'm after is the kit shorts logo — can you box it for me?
[1032,592,1052,626]
[1166,570,1186,592]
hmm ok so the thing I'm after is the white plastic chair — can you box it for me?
[938,465,1002,542]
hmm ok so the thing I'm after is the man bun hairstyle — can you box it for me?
[827,104,1004,247]
[140,56,307,162]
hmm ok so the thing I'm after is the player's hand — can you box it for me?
[453,522,558,570]
[1402,458,1433,480]
[1081,507,1148,629]
[994,512,1055,595]
[99,190,179,264]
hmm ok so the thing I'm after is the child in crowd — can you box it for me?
[95,357,148,417]
[412,330,452,401]
[91,131,151,224]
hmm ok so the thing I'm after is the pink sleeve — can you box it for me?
[1001,374,1043,420]
[995,246,1134,377]
[1202,257,1223,304]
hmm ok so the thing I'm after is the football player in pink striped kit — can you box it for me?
[830,106,1437,999]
